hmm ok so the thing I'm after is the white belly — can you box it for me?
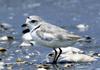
[31,31,76,48]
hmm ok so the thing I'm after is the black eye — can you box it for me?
[30,20,37,23]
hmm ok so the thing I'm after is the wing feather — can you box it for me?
[36,30,55,41]
[36,23,81,41]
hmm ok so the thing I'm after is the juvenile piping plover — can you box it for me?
[22,15,90,64]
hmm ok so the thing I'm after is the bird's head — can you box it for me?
[22,16,42,30]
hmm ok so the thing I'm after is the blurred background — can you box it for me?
[0,0,100,44]
[0,0,100,70]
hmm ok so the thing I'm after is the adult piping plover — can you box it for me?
[21,15,90,64]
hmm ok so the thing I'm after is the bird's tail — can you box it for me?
[77,36,92,43]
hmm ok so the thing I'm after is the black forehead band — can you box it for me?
[22,29,30,34]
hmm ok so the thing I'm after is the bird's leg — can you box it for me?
[53,48,58,64]
[55,48,62,63]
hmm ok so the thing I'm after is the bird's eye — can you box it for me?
[30,20,38,23]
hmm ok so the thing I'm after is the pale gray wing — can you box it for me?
[37,23,81,41]
[63,34,81,41]
[36,29,81,42]
[36,30,56,41]
[49,23,81,41]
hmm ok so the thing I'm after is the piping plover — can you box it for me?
[21,15,90,64]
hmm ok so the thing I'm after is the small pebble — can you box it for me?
[0,48,7,53]
[36,64,50,69]
[16,58,26,64]
[6,64,13,70]
[76,24,89,32]
[64,64,73,68]
[25,55,30,59]
[0,62,5,69]
[0,36,15,41]
[37,68,47,70]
